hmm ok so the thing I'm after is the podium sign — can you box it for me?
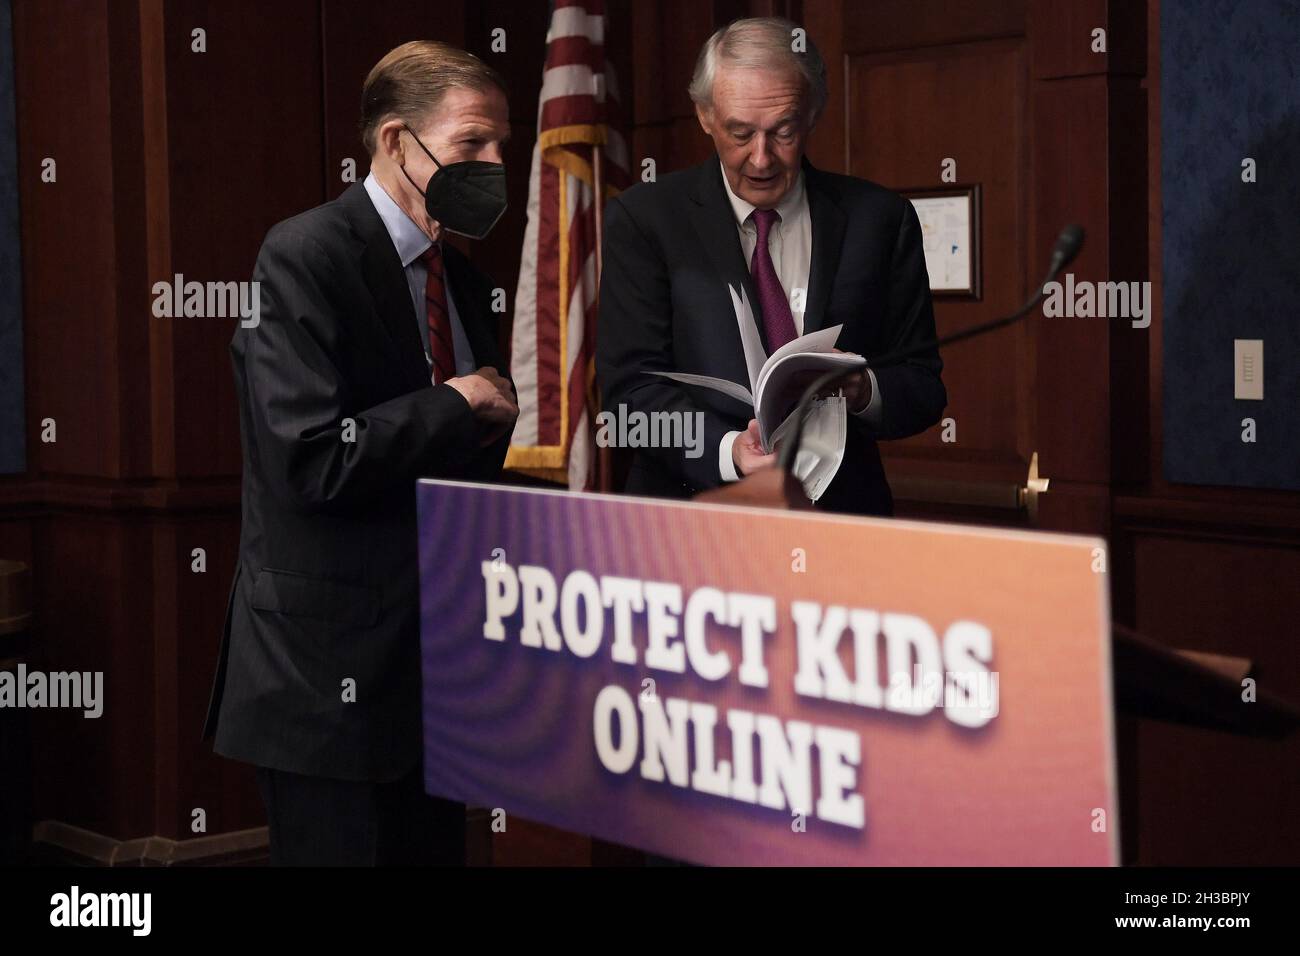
[416,480,1118,865]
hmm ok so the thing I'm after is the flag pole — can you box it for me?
[593,143,604,280]
[592,139,611,492]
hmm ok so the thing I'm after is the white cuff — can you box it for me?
[852,368,884,428]
[719,430,743,482]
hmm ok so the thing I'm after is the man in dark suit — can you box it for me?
[597,18,946,516]
[203,41,518,865]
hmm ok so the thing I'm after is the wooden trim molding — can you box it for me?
[1114,493,1300,543]
[33,820,267,867]
[0,476,240,514]
[139,0,175,478]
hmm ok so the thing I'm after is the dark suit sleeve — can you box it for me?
[866,199,948,440]
[596,196,737,490]
[244,227,480,513]
[455,428,511,482]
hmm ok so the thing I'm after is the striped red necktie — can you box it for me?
[421,244,456,383]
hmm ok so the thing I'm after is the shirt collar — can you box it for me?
[363,171,434,267]
[719,160,806,229]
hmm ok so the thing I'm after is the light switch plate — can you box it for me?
[1234,339,1264,401]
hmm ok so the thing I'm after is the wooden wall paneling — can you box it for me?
[604,0,638,133]
[463,0,541,101]
[1144,0,1163,500]
[1030,0,1144,80]
[1026,0,1148,536]
[815,1,1148,536]
[674,115,717,172]
[141,0,175,480]
[172,511,248,840]
[152,0,326,842]
[490,818,599,868]
[845,0,1026,53]
[12,0,123,480]
[1109,0,1300,865]
[320,0,469,205]
[626,1,712,177]
[0,517,34,572]
[633,0,713,130]
[1027,73,1110,484]
[151,514,180,840]
[29,512,156,839]
[633,119,714,180]
[1107,77,1150,491]
[161,0,322,481]
[106,5,155,481]
[8,0,326,852]
[631,0,669,129]
[717,0,758,21]
[629,122,664,191]
[9,0,154,848]
[844,38,1030,490]
[1128,531,1300,864]
[825,1,1041,528]
[801,0,843,172]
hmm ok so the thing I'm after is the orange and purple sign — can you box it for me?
[416,479,1118,865]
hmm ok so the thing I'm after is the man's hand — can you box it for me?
[732,418,777,476]
[446,367,519,444]
[830,348,872,413]
[785,350,871,412]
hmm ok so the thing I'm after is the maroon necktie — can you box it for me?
[421,244,456,383]
[750,208,798,353]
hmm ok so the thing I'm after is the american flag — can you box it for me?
[505,0,630,489]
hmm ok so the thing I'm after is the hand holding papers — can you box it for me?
[649,287,865,501]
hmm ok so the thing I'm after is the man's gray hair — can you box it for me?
[688,18,827,122]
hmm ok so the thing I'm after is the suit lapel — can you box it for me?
[687,161,762,388]
[803,159,846,336]
[340,183,431,389]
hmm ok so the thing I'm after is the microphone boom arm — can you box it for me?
[777,225,1084,473]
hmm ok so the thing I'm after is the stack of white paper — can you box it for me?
[649,287,865,501]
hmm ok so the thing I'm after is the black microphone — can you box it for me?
[777,224,1085,473]
[1049,224,1085,275]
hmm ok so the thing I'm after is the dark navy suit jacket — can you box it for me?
[203,182,509,781]
[596,158,946,516]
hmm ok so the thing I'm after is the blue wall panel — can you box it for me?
[1162,0,1300,490]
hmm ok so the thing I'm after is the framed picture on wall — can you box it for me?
[903,185,982,299]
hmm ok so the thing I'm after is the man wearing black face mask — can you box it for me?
[202,41,517,866]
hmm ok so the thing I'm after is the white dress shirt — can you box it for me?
[363,172,476,378]
[715,163,883,481]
